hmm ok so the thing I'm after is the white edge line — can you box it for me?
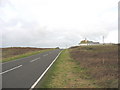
[0,65,22,75]
[2,56,26,65]
[30,50,62,90]
[2,59,21,65]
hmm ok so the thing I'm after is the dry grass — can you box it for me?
[69,44,118,88]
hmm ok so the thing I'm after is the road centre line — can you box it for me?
[43,54,48,56]
[0,65,22,75]
[30,57,40,62]
[2,51,51,65]
[30,50,62,90]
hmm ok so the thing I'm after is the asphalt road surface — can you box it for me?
[1,49,62,89]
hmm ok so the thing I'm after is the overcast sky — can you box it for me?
[0,0,119,48]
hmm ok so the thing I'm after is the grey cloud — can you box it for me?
[2,19,111,48]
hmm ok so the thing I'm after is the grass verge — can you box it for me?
[1,49,54,63]
[37,49,99,88]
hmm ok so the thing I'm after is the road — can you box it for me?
[1,49,62,89]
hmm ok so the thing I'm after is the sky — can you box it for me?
[0,0,119,48]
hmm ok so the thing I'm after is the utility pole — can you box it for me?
[66,44,67,49]
[103,36,104,45]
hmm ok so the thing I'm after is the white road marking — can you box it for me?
[30,58,40,63]
[0,65,22,75]
[2,52,43,65]
[43,54,48,56]
[30,50,62,90]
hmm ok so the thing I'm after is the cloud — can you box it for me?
[1,0,119,48]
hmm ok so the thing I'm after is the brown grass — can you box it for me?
[69,44,118,88]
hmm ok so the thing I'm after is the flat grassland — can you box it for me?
[39,44,118,88]
[1,47,53,62]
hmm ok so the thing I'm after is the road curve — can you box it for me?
[2,49,62,89]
